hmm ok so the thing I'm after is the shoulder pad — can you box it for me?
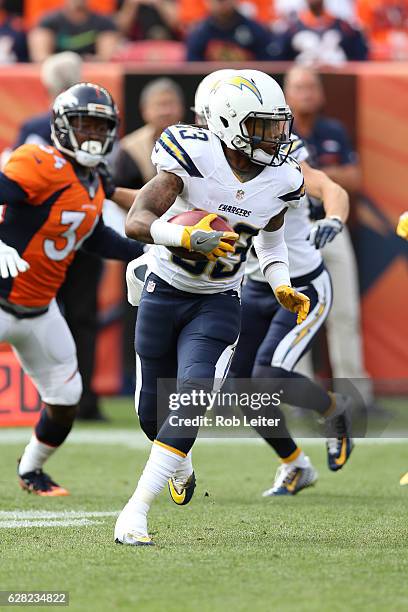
[152,124,210,178]
[4,144,69,203]
[288,136,308,163]
[278,160,305,207]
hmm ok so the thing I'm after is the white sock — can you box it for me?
[18,435,56,475]
[285,450,309,469]
[173,450,193,482]
[118,442,185,538]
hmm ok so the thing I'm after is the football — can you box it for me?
[168,210,235,261]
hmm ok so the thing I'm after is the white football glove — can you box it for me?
[0,240,30,278]
[308,216,343,249]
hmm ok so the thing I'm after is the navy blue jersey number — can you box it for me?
[178,128,209,142]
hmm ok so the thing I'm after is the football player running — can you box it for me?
[0,83,143,496]
[115,70,311,546]
[195,70,353,497]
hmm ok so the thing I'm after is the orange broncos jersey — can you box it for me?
[0,144,105,308]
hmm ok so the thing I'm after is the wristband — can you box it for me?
[150,219,184,247]
[263,262,291,294]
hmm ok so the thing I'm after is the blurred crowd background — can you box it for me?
[1,0,408,65]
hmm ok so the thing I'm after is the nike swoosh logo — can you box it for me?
[286,471,300,493]
[196,236,213,245]
[334,438,347,466]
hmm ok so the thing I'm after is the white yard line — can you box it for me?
[0,429,406,446]
[0,519,99,528]
[0,510,119,529]
[0,511,118,519]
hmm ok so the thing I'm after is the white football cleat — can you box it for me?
[114,502,154,546]
[262,457,318,497]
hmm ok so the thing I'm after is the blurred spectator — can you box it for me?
[186,0,280,61]
[358,0,408,60]
[285,66,376,407]
[276,0,368,65]
[285,67,360,191]
[115,0,181,41]
[275,0,356,22]
[24,0,116,30]
[0,0,28,62]
[113,77,184,390]
[114,78,184,188]
[180,0,274,29]
[28,0,120,62]
[14,51,83,147]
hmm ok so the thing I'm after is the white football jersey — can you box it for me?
[245,133,322,283]
[146,124,305,294]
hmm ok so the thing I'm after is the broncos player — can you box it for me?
[0,83,143,496]
[115,70,323,546]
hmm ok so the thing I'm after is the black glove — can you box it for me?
[97,160,116,200]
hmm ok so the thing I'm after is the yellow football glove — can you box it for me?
[275,285,310,325]
[181,213,239,260]
[396,212,408,240]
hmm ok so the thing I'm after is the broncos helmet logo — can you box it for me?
[211,76,263,104]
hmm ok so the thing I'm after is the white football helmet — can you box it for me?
[193,69,237,126]
[205,69,293,166]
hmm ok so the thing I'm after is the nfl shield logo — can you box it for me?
[236,189,245,200]
[146,280,156,293]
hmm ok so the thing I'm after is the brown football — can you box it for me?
[168,210,235,261]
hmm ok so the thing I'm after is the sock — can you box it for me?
[173,451,193,482]
[265,436,298,459]
[322,392,337,418]
[35,408,73,446]
[18,435,56,475]
[19,409,73,475]
[253,365,331,415]
[121,442,185,536]
[281,448,309,469]
[241,401,299,460]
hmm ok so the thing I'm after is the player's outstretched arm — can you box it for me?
[97,160,140,212]
[254,209,310,325]
[125,170,238,258]
[81,217,144,262]
[301,161,349,249]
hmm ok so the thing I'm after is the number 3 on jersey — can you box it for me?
[43,210,97,261]
[178,126,209,142]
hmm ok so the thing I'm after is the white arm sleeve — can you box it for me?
[253,225,291,292]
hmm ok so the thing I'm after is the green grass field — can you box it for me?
[1,398,407,612]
